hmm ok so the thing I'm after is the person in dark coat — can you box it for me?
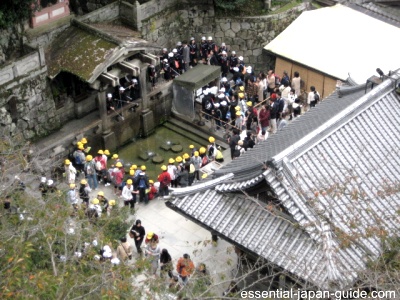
[160,248,173,278]
[130,219,146,255]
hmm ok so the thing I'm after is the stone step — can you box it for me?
[164,118,229,149]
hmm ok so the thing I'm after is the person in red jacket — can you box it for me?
[158,165,171,197]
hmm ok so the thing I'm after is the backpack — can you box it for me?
[138,176,147,188]
[95,160,102,171]
[85,161,94,175]
[314,92,320,102]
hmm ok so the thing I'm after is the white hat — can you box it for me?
[214,103,220,108]
[221,42,226,46]
[92,240,98,246]
[246,66,252,73]
[102,245,112,258]
[94,255,101,261]
[218,94,224,99]
[162,48,167,51]
[168,52,173,57]
[210,86,218,95]
[190,37,195,40]
[203,89,209,95]
[107,93,112,98]
[233,67,239,72]
[238,56,243,61]
[111,257,120,265]
[132,78,138,83]
[220,100,227,106]
[177,41,182,46]
[221,77,227,82]
[221,51,227,55]
[163,58,168,62]
[220,87,226,92]
[201,36,206,40]
[172,48,177,53]
[119,87,125,91]
[207,36,212,41]
[41,177,46,183]
[47,179,53,186]
[232,51,236,55]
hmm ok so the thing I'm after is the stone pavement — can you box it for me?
[89,179,237,297]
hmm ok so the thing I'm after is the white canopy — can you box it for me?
[264,4,400,83]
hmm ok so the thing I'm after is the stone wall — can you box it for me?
[141,0,306,72]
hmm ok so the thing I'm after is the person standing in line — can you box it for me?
[64,159,77,184]
[79,179,91,207]
[190,151,202,182]
[291,71,301,98]
[158,165,171,197]
[121,179,137,211]
[160,248,173,279]
[130,219,145,255]
[145,239,161,276]
[134,169,149,204]
[84,155,98,190]
[167,158,178,188]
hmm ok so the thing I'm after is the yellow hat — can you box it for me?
[130,164,137,170]
[161,165,167,171]
[141,165,146,171]
[199,147,206,154]
[86,155,93,161]
[168,158,175,164]
[97,191,104,197]
[112,154,118,159]
[65,159,71,165]
[239,86,245,91]
[246,101,253,107]
[129,170,135,176]
[116,162,123,168]
[149,179,154,184]
[175,156,183,162]
[78,145,85,150]
[97,150,104,155]
[104,150,110,155]
[202,173,208,179]
[69,183,75,189]
[109,200,116,206]
[189,145,194,149]
[80,138,88,144]
[147,232,154,239]
[236,111,241,116]
[183,153,190,159]
[92,198,99,205]
[235,106,241,111]
[238,92,244,98]
[80,179,87,185]
[208,136,215,143]
[77,141,83,147]
[127,179,133,185]
[194,151,199,157]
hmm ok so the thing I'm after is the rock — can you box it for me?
[152,155,164,164]
[253,48,263,57]
[231,22,241,33]
[171,145,183,153]
[139,153,149,161]
[219,22,230,32]
[241,23,251,30]
[160,144,171,151]
[214,31,224,38]
[224,29,235,38]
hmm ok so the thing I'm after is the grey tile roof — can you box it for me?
[213,87,367,189]
[166,71,400,289]
[347,2,400,28]
[167,190,361,289]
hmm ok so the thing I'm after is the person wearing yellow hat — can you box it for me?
[104,149,110,156]
[246,101,252,107]
[111,162,124,196]
[80,137,88,144]
[79,178,91,207]
[72,143,86,175]
[234,109,243,131]
[90,198,102,217]
[95,150,108,187]
[121,178,137,210]
[67,183,78,212]
[190,150,202,183]
[64,158,77,184]
[167,158,178,188]
[135,166,149,204]
[97,190,108,207]
[182,153,190,162]
[130,164,138,170]
[104,199,116,217]
[147,179,158,200]
[158,165,171,197]
[84,154,98,190]
[145,231,159,245]
[112,154,118,159]
[215,145,224,163]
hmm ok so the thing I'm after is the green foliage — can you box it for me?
[214,0,247,11]
[0,0,38,29]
